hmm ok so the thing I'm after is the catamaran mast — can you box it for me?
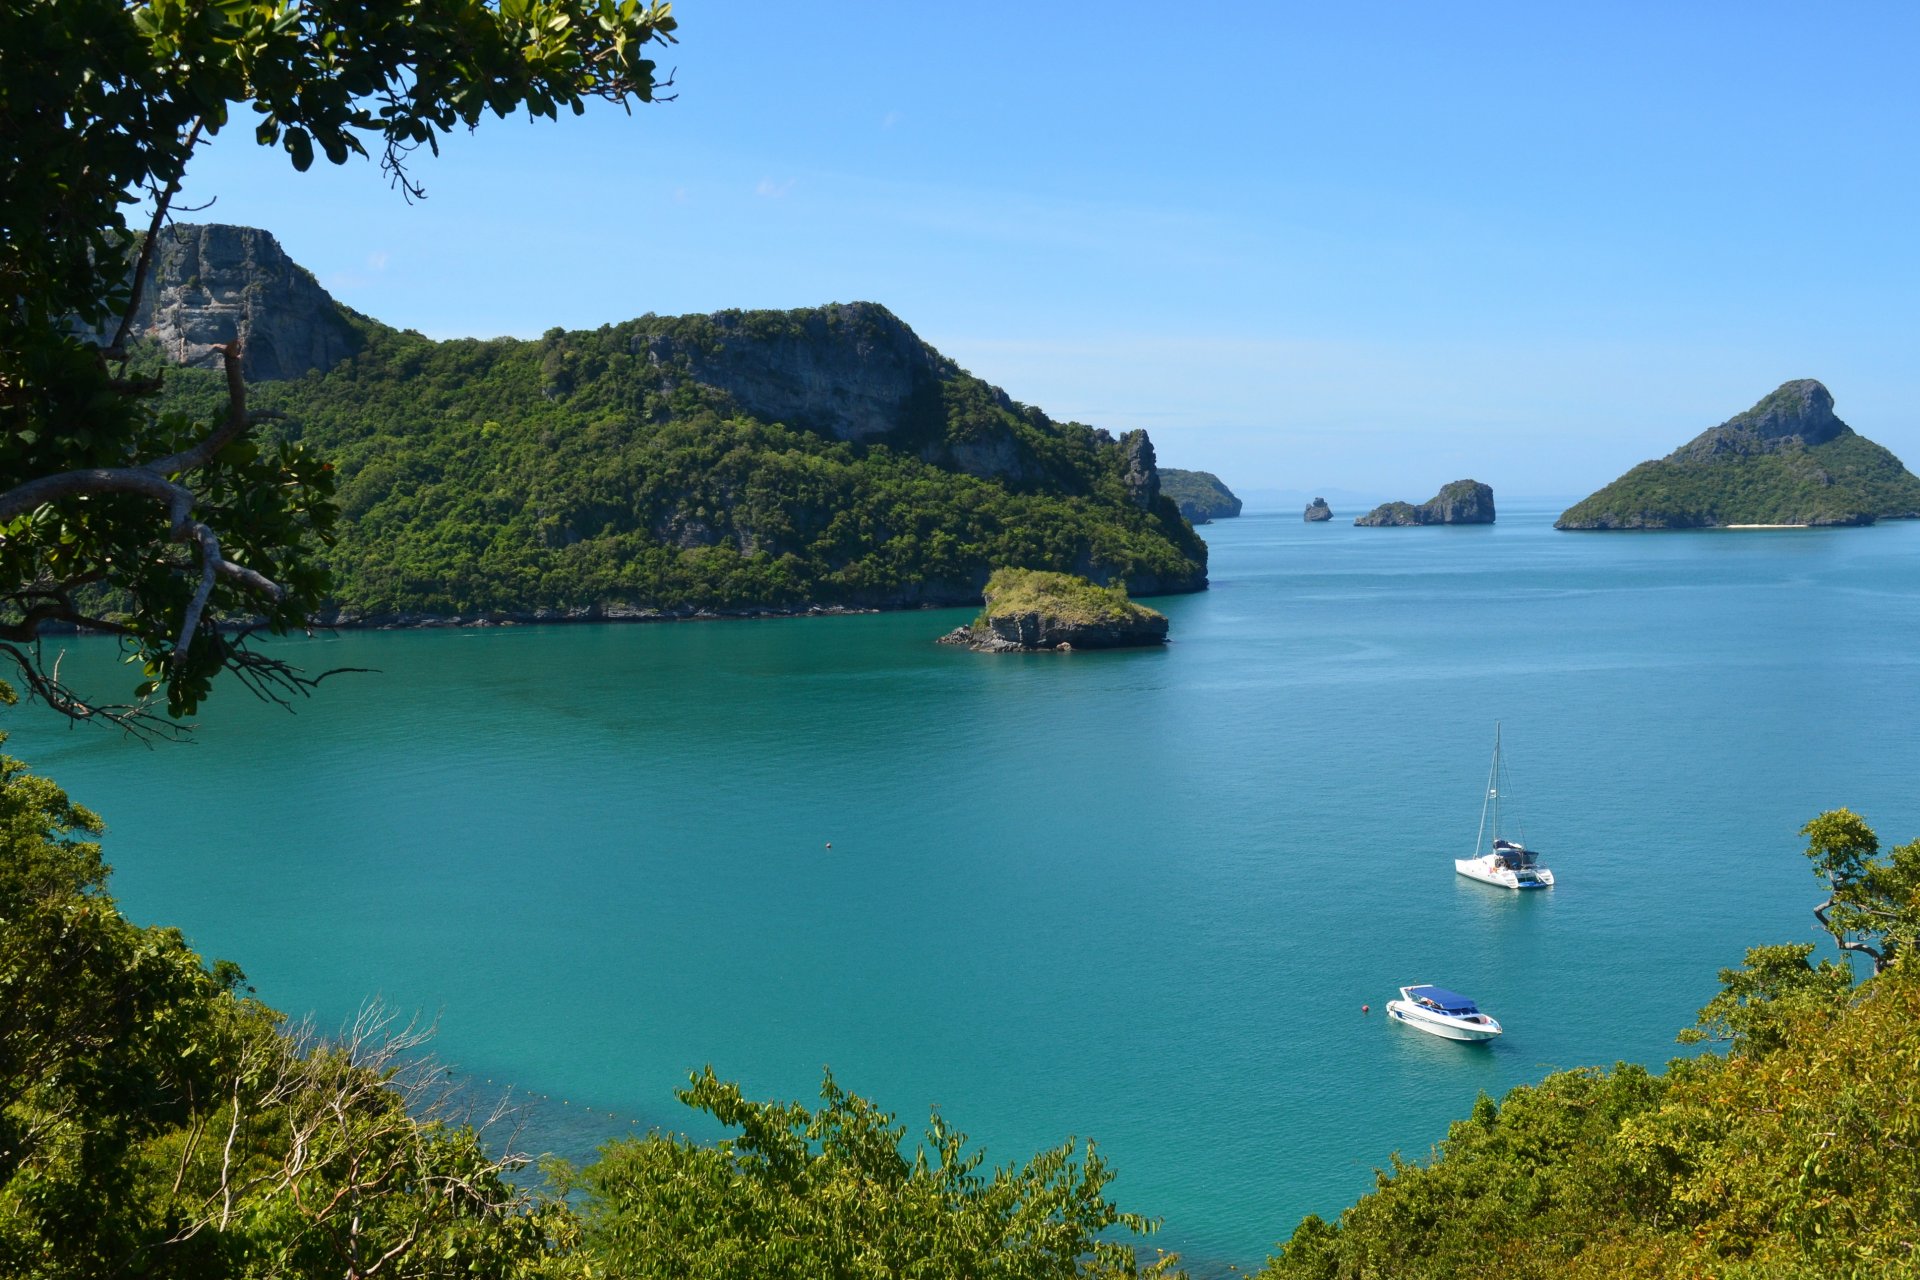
[1474,721,1502,857]
[1491,721,1502,844]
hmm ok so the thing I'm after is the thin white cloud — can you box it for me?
[755,177,796,198]
[365,250,390,272]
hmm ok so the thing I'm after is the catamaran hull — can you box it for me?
[1455,857,1554,890]
[1386,1001,1503,1041]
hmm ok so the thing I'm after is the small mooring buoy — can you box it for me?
[1362,1004,1370,1014]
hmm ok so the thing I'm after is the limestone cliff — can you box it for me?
[641,303,953,446]
[127,224,361,381]
[1557,380,1920,530]
[1356,480,1495,526]
[1304,497,1333,522]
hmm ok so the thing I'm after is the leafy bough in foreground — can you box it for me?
[555,1067,1179,1280]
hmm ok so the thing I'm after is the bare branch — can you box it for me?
[1813,895,1889,974]
[174,520,222,670]
[0,466,192,528]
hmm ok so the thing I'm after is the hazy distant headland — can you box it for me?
[1557,379,1920,529]
[1159,469,1243,524]
[136,224,1208,626]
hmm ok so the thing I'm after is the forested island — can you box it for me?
[1557,379,1920,529]
[139,225,1208,624]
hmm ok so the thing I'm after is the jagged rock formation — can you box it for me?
[1118,430,1161,510]
[937,568,1168,652]
[1557,380,1920,530]
[1160,469,1243,523]
[1304,497,1333,522]
[127,224,361,381]
[1356,480,1495,526]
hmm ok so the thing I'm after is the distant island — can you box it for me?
[1304,497,1333,522]
[937,568,1168,652]
[138,225,1208,623]
[1355,480,1496,526]
[1557,379,1920,529]
[1159,469,1243,524]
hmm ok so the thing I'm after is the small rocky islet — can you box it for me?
[1355,479,1495,526]
[1304,497,1333,521]
[937,568,1168,652]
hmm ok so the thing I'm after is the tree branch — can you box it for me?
[1813,895,1889,974]
[104,117,205,360]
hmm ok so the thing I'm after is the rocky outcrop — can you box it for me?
[1557,380,1920,530]
[127,224,360,380]
[1118,430,1161,511]
[1160,469,1243,523]
[937,568,1169,652]
[939,610,1169,652]
[641,302,953,445]
[1304,497,1333,522]
[1356,480,1495,526]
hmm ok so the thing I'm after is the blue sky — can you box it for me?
[176,2,1920,498]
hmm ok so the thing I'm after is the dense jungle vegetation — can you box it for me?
[148,309,1208,621]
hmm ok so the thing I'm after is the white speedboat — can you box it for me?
[1385,985,1504,1042]
[1455,723,1555,889]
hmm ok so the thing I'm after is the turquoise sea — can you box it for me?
[10,501,1920,1270]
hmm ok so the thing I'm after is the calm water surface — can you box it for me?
[11,501,1920,1269]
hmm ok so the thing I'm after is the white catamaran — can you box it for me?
[1455,723,1555,889]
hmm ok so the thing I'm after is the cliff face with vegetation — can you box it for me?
[1557,379,1920,529]
[143,226,1208,621]
[1159,469,1243,523]
[127,223,363,381]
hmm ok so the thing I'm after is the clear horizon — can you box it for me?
[170,2,1920,496]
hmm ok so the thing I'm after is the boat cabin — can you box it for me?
[1404,985,1480,1016]
[1491,838,1542,871]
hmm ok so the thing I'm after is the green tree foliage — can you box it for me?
[1675,942,1852,1055]
[143,310,1206,627]
[0,737,565,1277]
[558,1066,1178,1280]
[0,0,677,728]
[1261,810,1920,1280]
[974,568,1166,630]
[1802,807,1920,974]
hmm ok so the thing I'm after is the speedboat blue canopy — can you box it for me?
[1405,985,1479,1013]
